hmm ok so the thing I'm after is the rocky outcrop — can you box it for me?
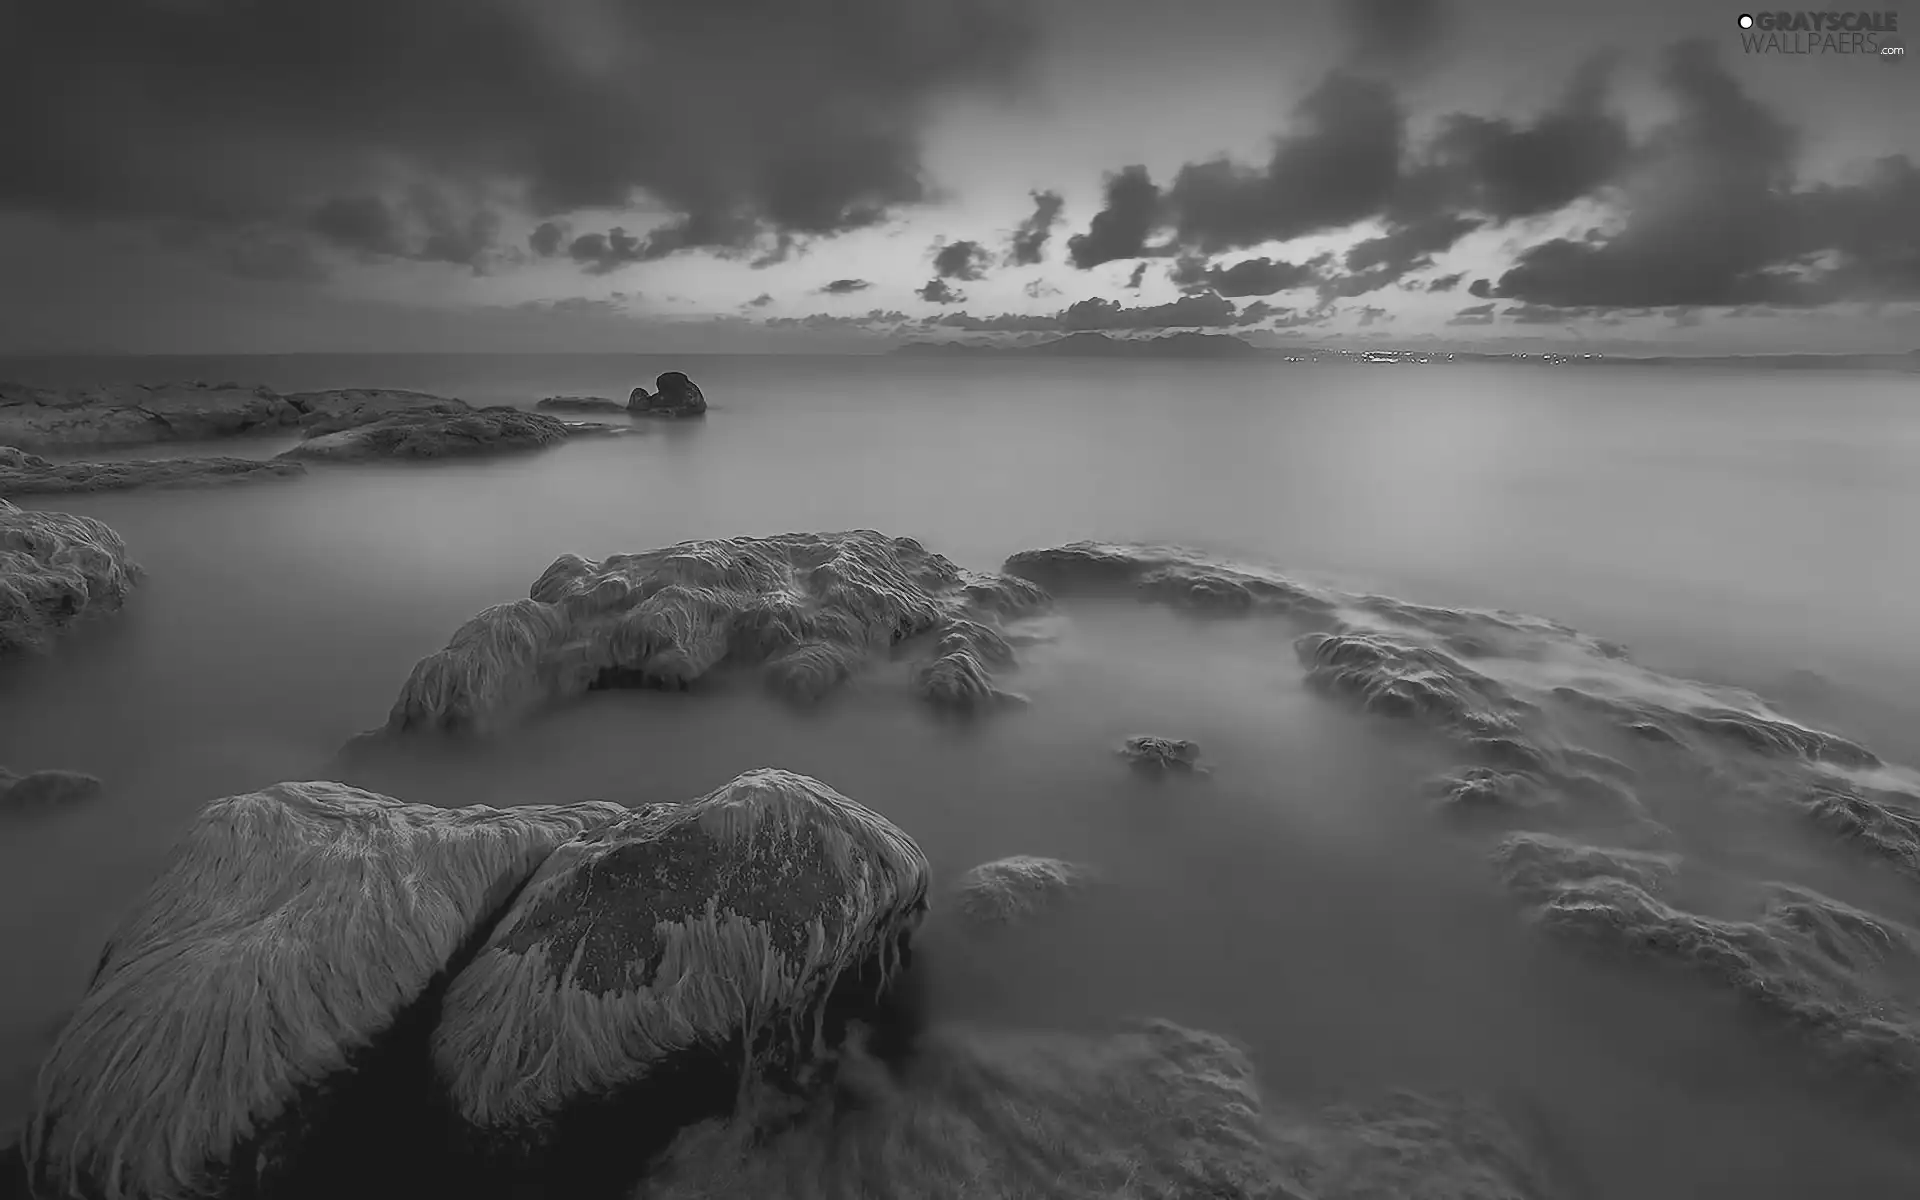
[629,371,707,417]
[951,855,1095,928]
[277,408,573,462]
[0,766,102,813]
[432,769,928,1193]
[380,531,1050,736]
[0,499,139,658]
[0,445,305,495]
[0,382,472,452]
[1117,734,1209,776]
[534,395,628,415]
[23,782,625,1200]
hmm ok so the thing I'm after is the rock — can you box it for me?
[23,781,625,1200]
[277,407,570,462]
[431,768,929,1194]
[380,531,1050,736]
[0,767,103,812]
[535,395,628,414]
[0,381,477,452]
[629,371,707,417]
[640,1018,1576,1200]
[951,855,1095,928]
[0,499,139,658]
[1117,734,1209,776]
[0,445,305,495]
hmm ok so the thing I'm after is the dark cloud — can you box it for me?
[766,308,910,330]
[1426,272,1466,292]
[1357,305,1391,326]
[1339,0,1449,71]
[1171,254,1329,297]
[1066,166,1167,268]
[2,0,1035,273]
[923,310,1063,332]
[1167,72,1403,254]
[1007,190,1065,265]
[1490,40,1920,310]
[1468,278,1493,298]
[528,221,567,258]
[1060,290,1253,330]
[1448,302,1495,325]
[1126,263,1148,289]
[1023,279,1060,299]
[932,239,992,280]
[746,293,775,308]
[917,278,966,304]
[1327,211,1480,295]
[306,188,502,270]
[820,278,874,295]
[1502,303,1579,325]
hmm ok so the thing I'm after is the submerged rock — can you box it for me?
[0,381,471,451]
[640,1017,1574,1200]
[23,782,624,1200]
[0,445,305,495]
[432,768,928,1193]
[278,407,572,462]
[0,767,102,812]
[951,855,1096,928]
[629,371,707,417]
[534,395,628,414]
[1118,734,1209,776]
[381,530,1049,735]
[0,499,139,658]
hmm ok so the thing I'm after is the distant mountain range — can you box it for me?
[891,332,1920,371]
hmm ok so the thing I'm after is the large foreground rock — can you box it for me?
[432,768,929,1193]
[629,371,707,417]
[23,782,625,1200]
[0,382,472,452]
[380,530,1050,735]
[0,445,305,495]
[641,1018,1573,1200]
[278,408,572,462]
[0,499,138,657]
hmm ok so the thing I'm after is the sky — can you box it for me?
[2,0,1917,355]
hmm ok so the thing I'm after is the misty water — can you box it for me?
[4,354,1920,1197]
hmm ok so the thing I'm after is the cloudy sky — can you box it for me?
[3,0,1917,354]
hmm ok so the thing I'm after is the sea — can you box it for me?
[2,351,1919,1197]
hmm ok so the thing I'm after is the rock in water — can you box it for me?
[277,407,570,462]
[23,782,625,1200]
[431,769,930,1195]
[951,855,1095,928]
[0,767,102,812]
[0,499,138,658]
[0,382,473,452]
[0,445,305,495]
[1117,734,1209,776]
[379,530,1050,735]
[629,371,707,417]
[535,395,628,415]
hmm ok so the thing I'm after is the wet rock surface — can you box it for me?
[1007,540,1920,1107]
[0,381,474,451]
[0,499,138,659]
[1117,734,1209,776]
[380,530,1050,736]
[22,782,625,1200]
[278,407,574,462]
[629,372,707,417]
[432,769,929,1195]
[535,395,629,414]
[0,445,305,495]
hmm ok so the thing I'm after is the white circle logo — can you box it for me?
[1738,13,1755,28]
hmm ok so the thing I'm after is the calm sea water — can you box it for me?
[3,353,1919,1196]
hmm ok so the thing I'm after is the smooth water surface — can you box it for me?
[3,353,1918,1196]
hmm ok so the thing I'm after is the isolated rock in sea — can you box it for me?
[951,855,1095,928]
[1118,734,1209,776]
[382,530,1049,735]
[23,781,625,1200]
[278,407,572,462]
[0,444,306,495]
[1492,831,1920,1099]
[0,499,138,658]
[535,395,628,414]
[432,768,929,1193]
[0,380,481,451]
[0,766,102,812]
[630,371,707,417]
[640,1017,1574,1200]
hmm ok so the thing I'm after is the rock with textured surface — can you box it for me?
[0,766,102,812]
[629,371,707,417]
[1117,734,1209,776]
[951,855,1095,928]
[23,781,626,1200]
[432,768,929,1193]
[278,407,572,462]
[0,381,478,451]
[0,499,139,658]
[0,445,305,495]
[535,395,628,414]
[380,530,1049,735]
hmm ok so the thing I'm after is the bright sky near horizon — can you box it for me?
[2,0,1917,354]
